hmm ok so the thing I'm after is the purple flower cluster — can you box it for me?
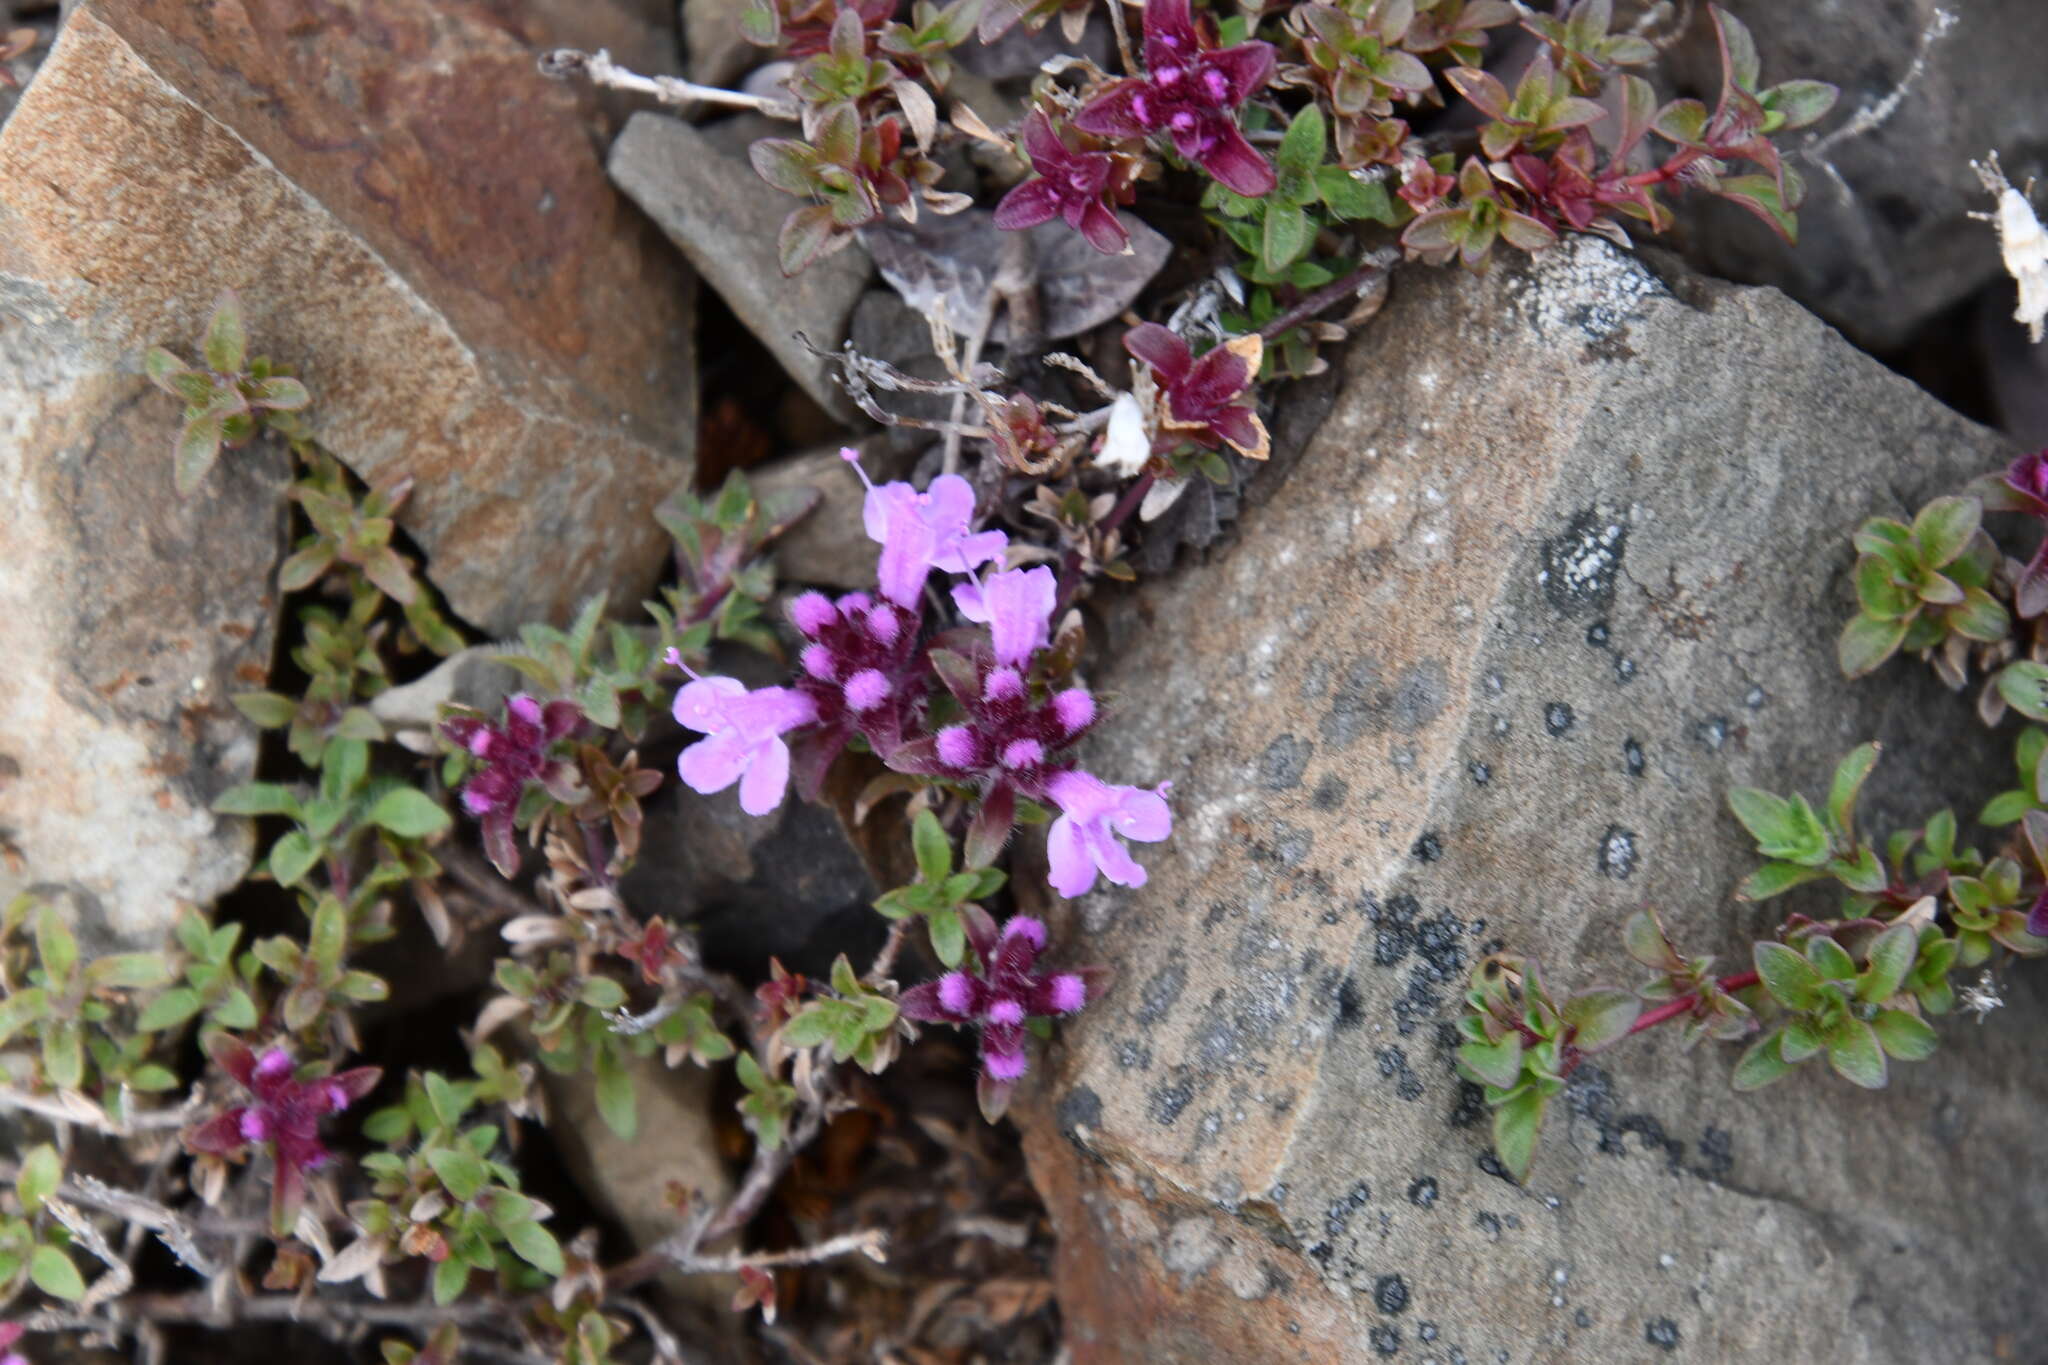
[441,695,583,875]
[187,1039,380,1226]
[900,914,1092,1080]
[670,448,1173,899]
[1074,0,1276,197]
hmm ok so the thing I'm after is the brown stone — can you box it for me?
[1021,239,2048,1362]
[0,0,697,634]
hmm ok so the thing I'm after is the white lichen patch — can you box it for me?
[1511,235,1664,342]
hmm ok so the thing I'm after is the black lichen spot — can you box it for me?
[1540,507,1628,616]
[1320,658,1448,748]
[1373,1274,1410,1314]
[1376,1046,1425,1101]
[1135,962,1188,1025]
[1413,913,1466,982]
[1614,655,1637,684]
[1645,1318,1681,1351]
[1115,1040,1152,1070]
[1574,1309,1593,1330]
[1449,1081,1486,1129]
[1373,895,1420,967]
[1324,1182,1371,1241]
[1391,968,1442,1036]
[1057,1086,1102,1142]
[1407,1177,1439,1208]
[1544,702,1575,736]
[1469,760,1491,786]
[1331,974,1367,1030]
[1418,1322,1439,1343]
[1411,831,1443,863]
[1745,684,1768,709]
[1370,1325,1401,1356]
[1474,1211,1503,1240]
[1693,1126,1734,1183]
[1312,774,1349,811]
[1260,734,1313,790]
[1694,715,1730,750]
[1150,1079,1193,1126]
[1598,826,1638,880]
[1584,621,1610,648]
[1623,738,1645,777]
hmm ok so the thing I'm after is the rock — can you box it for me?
[0,296,286,945]
[683,0,755,90]
[1021,238,2047,1363]
[369,647,526,753]
[0,0,697,635]
[479,0,683,133]
[1663,1,2048,352]
[610,111,870,422]
[747,437,913,591]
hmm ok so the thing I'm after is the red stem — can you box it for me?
[1623,970,1760,1038]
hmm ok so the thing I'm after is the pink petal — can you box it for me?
[679,732,750,795]
[933,528,1009,575]
[737,738,792,816]
[1086,822,1149,888]
[1111,785,1173,842]
[673,675,747,732]
[1046,814,1098,897]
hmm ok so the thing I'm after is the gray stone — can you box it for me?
[0,301,286,948]
[611,111,870,421]
[1663,0,2048,352]
[1020,238,2045,1363]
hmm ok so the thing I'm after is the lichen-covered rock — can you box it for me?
[0,302,286,946]
[1021,239,2048,1363]
[0,0,696,635]
[1665,1,2048,352]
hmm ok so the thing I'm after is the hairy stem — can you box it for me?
[1624,971,1761,1038]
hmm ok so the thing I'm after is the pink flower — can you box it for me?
[186,1039,379,1231]
[673,675,818,816]
[441,695,583,876]
[1124,323,1268,459]
[0,1323,24,1365]
[951,566,1057,667]
[1074,0,1276,196]
[1044,769,1174,897]
[994,111,1132,255]
[899,914,1096,1081]
[845,448,1007,607]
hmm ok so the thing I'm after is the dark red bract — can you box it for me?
[993,112,1132,255]
[187,1039,379,1230]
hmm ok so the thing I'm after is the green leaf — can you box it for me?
[203,290,248,374]
[87,952,174,991]
[928,906,965,968]
[1825,744,1880,838]
[1727,789,1828,864]
[1273,102,1327,184]
[1998,662,2048,722]
[1911,496,1980,568]
[1837,612,1908,678]
[1458,1033,1523,1089]
[268,831,321,888]
[18,1143,61,1216]
[174,412,225,494]
[1490,1086,1546,1182]
[503,1219,564,1276]
[1261,201,1314,272]
[427,1147,488,1202]
[1731,1029,1794,1090]
[0,987,46,1046]
[1753,942,1822,1009]
[35,903,78,986]
[137,987,204,1032]
[1981,789,2034,826]
[30,1244,86,1301]
[214,986,260,1031]
[1737,860,1831,901]
[432,1255,469,1305]
[1826,1017,1888,1089]
[578,976,626,1012]
[779,1007,835,1050]
[249,376,310,411]
[213,782,303,818]
[1560,989,1640,1052]
[308,895,347,974]
[366,788,452,839]
[1762,78,1838,130]
[423,1071,466,1129]
[1871,1008,1938,1061]
[594,1045,636,1139]
[1857,922,1917,1003]
[911,809,952,884]
[232,691,298,729]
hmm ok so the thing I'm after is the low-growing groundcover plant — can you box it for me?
[1460,467,2048,1180]
[0,2,1927,1358]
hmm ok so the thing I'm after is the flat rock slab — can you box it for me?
[0,1,697,635]
[1022,239,2046,1363]
[610,112,870,422]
